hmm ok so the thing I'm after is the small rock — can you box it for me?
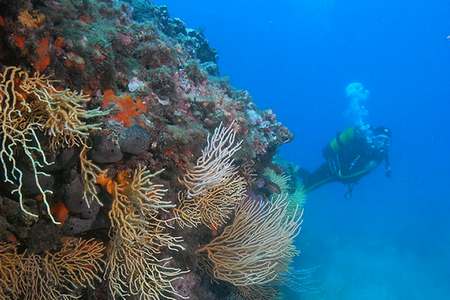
[28,221,61,254]
[201,62,219,76]
[43,148,77,172]
[119,125,151,155]
[90,135,123,163]
[90,212,109,231]
[172,272,200,300]
[54,148,77,169]
[0,196,37,226]
[63,175,101,219]
[21,168,55,196]
[63,217,95,235]
[186,29,217,63]
[0,216,11,240]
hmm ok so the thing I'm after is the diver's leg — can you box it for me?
[300,164,336,193]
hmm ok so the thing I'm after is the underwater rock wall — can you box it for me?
[0,0,299,299]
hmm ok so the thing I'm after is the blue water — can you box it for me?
[155,1,450,299]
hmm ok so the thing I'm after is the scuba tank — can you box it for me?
[329,127,356,154]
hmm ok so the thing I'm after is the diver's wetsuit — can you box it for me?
[300,126,391,193]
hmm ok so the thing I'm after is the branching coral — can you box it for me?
[79,145,104,207]
[31,86,106,153]
[197,173,246,230]
[1,67,53,221]
[0,242,21,299]
[241,160,257,184]
[197,194,303,287]
[234,261,318,299]
[0,238,105,300]
[42,238,105,293]
[0,66,107,223]
[104,166,188,300]
[176,174,247,230]
[106,235,188,300]
[175,122,246,229]
[174,192,201,228]
[179,121,243,198]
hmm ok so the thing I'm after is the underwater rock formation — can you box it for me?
[0,0,301,299]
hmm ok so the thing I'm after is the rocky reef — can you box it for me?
[0,1,304,299]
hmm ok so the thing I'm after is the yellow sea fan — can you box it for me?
[179,121,242,198]
[175,174,247,230]
[176,122,246,230]
[197,194,303,287]
[197,174,247,230]
[105,166,188,300]
[0,239,105,300]
[0,242,21,299]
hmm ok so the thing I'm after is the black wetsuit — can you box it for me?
[300,126,391,193]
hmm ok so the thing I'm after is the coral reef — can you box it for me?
[0,0,303,299]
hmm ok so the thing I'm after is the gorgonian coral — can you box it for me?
[0,238,105,300]
[175,122,247,229]
[0,242,20,299]
[179,121,243,198]
[241,160,257,185]
[197,194,303,287]
[104,166,188,300]
[0,66,107,223]
[177,174,247,230]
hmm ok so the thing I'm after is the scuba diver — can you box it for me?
[299,124,391,197]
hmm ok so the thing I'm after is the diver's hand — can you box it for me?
[385,166,392,178]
